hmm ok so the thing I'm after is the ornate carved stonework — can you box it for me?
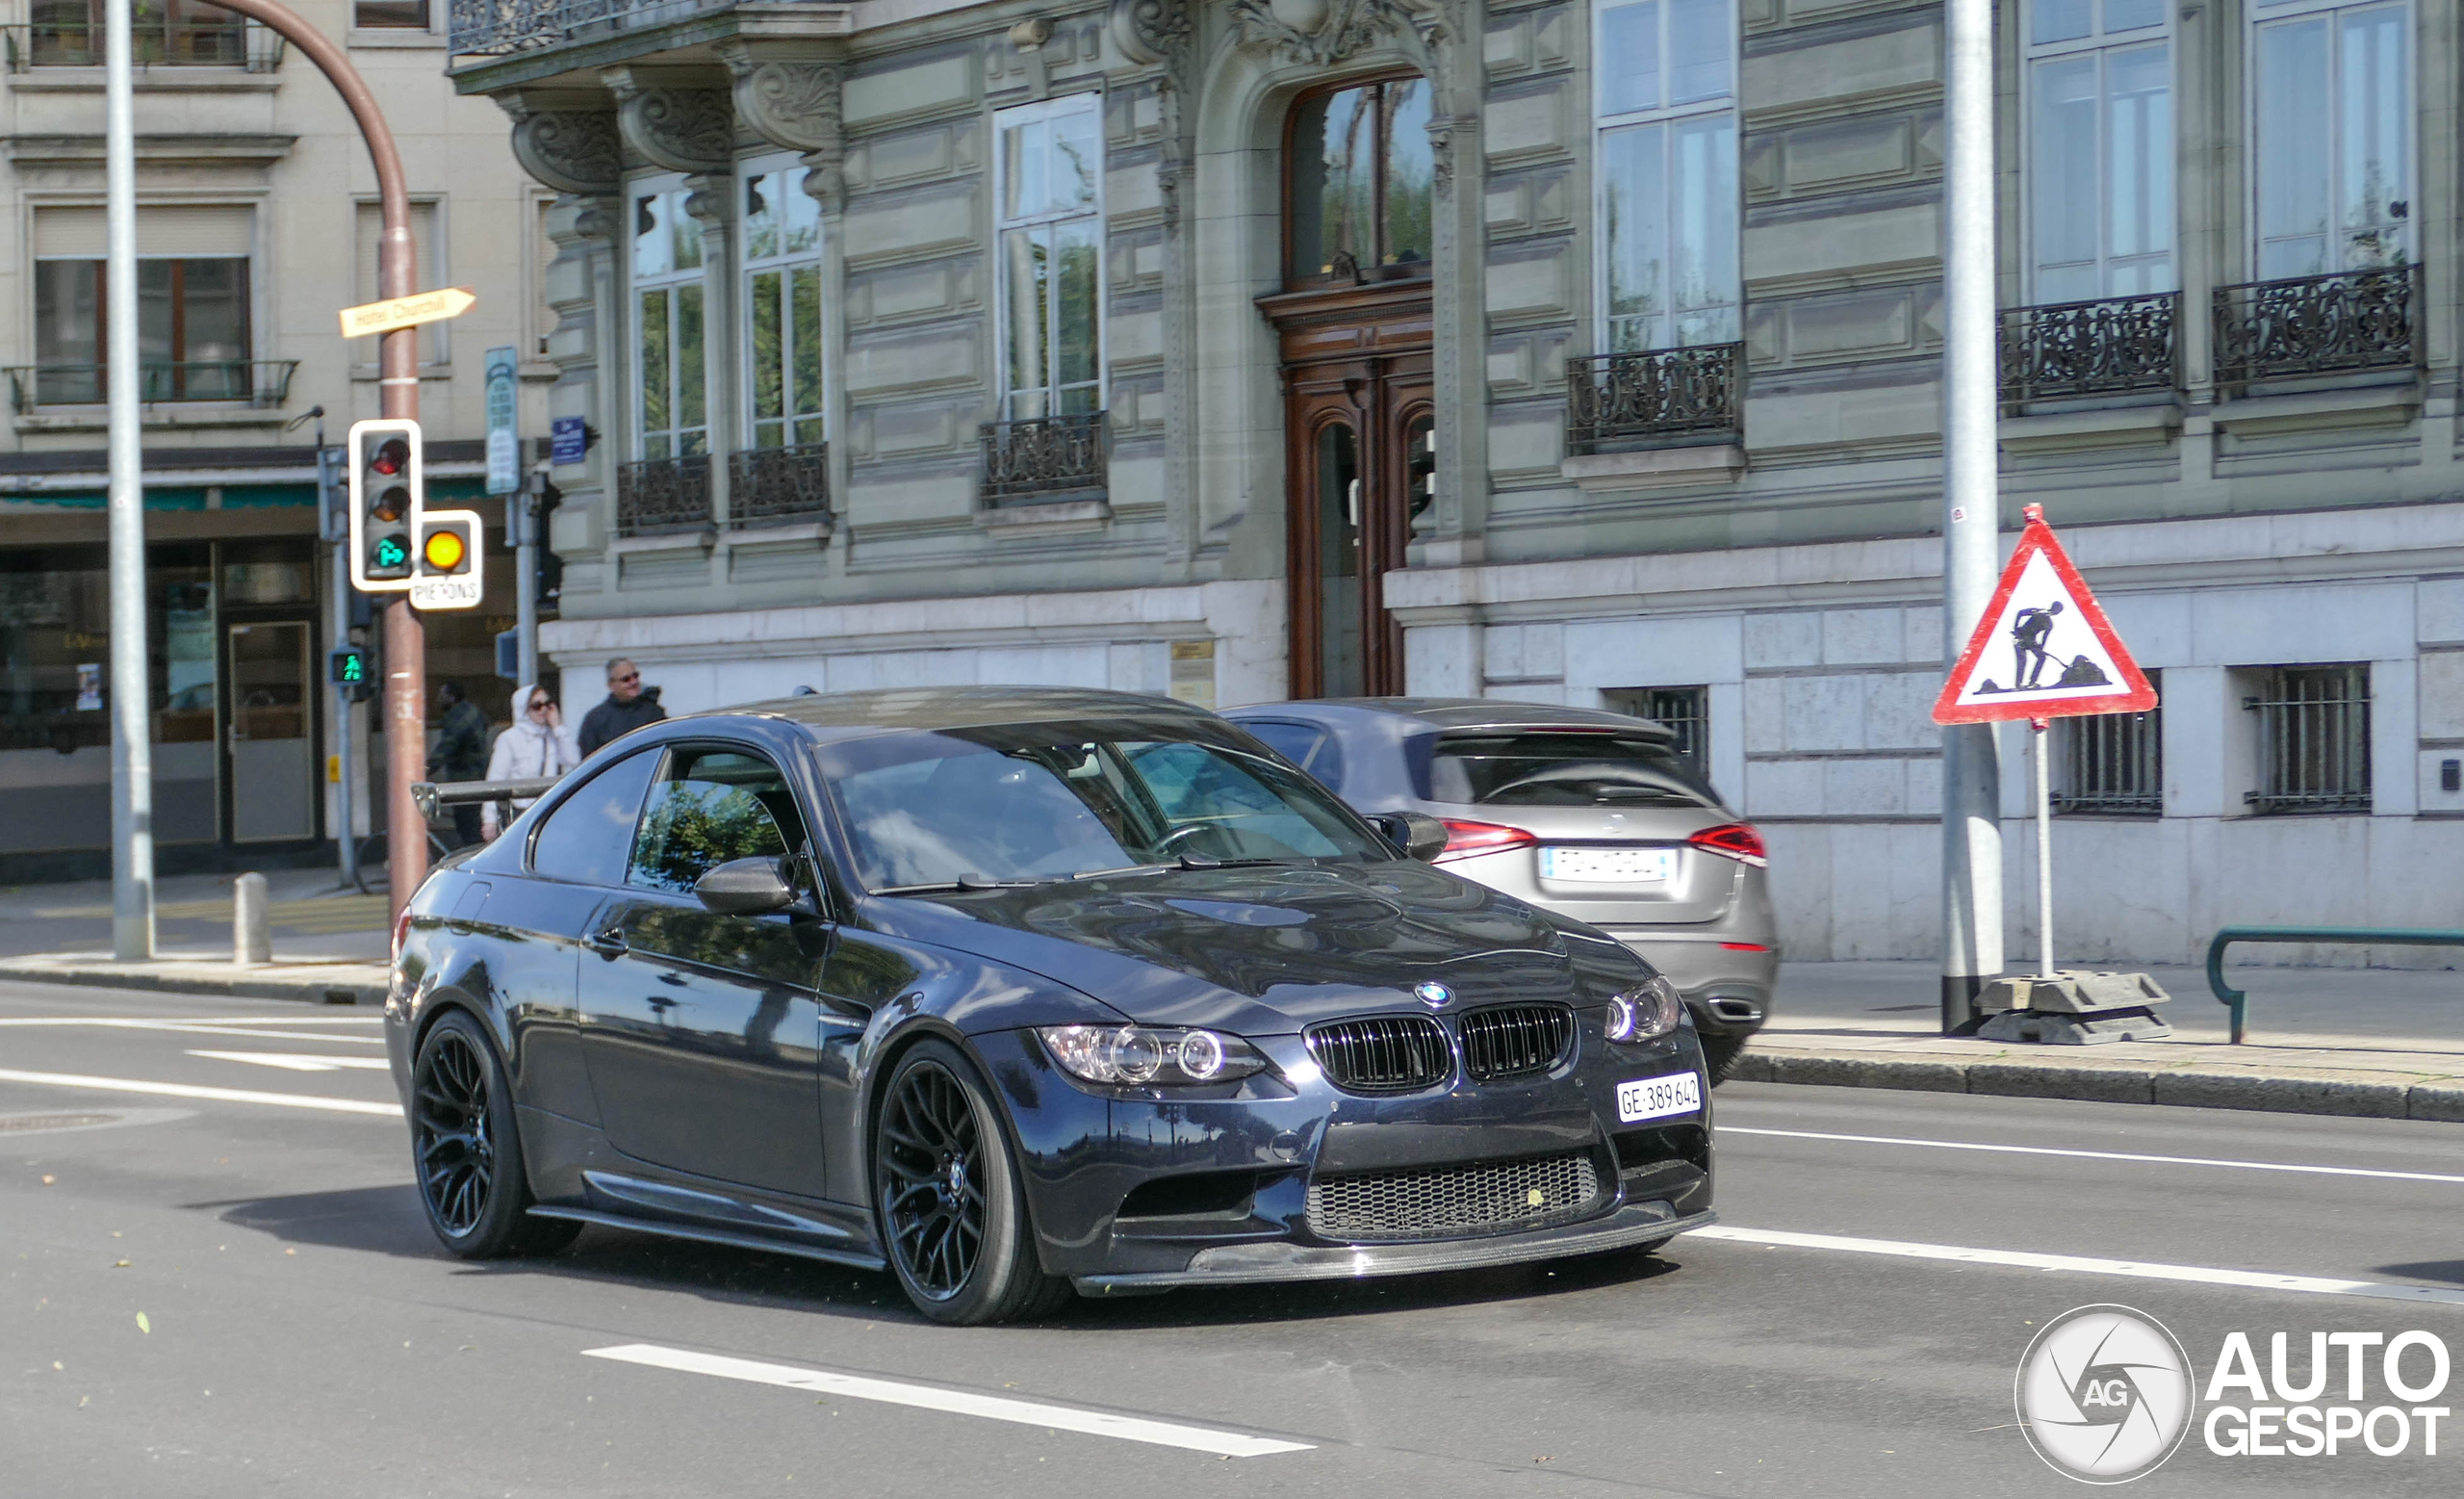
[1110,0,1194,67]
[500,98,621,198]
[1227,0,1436,67]
[718,51,843,155]
[603,71,733,175]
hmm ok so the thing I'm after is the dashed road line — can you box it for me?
[1720,1124,2464,1185]
[0,1068,398,1117]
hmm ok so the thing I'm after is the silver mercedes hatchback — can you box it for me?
[1224,698,1778,1078]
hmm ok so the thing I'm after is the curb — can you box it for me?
[1732,1047,2464,1122]
[0,962,385,1007]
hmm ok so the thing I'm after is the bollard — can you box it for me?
[233,872,271,969]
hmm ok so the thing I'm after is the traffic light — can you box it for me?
[329,645,375,703]
[346,418,423,592]
[408,509,484,611]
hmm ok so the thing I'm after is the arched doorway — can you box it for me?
[1257,75,1435,698]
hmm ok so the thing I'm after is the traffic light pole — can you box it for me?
[207,0,427,918]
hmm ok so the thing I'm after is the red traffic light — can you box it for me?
[371,438,410,477]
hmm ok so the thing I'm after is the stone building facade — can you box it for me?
[460,0,2464,963]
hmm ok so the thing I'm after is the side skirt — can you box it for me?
[527,1206,889,1274]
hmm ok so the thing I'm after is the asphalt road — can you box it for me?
[8,976,2464,1497]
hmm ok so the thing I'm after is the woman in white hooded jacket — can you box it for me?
[480,683,582,840]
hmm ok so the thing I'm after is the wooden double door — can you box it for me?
[1263,281,1435,699]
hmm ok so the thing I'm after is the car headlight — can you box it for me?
[1037,1025,1269,1086]
[1604,975,1684,1044]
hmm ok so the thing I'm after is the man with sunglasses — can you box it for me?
[578,656,666,757]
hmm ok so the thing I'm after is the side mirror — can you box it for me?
[1371,811,1450,863]
[695,856,795,916]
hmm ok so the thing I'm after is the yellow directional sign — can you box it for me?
[338,287,478,339]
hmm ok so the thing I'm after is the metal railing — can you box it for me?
[979,411,1107,505]
[2,17,283,71]
[5,359,297,412]
[1999,292,2178,409]
[2052,688,2162,816]
[615,453,712,537]
[2244,664,2371,815]
[1564,342,1742,455]
[448,0,710,55]
[726,441,830,529]
[2212,265,2420,390]
[2207,926,2464,1044]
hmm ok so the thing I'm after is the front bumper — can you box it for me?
[972,1017,1716,1287]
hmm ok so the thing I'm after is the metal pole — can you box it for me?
[104,0,153,962]
[198,0,426,919]
[321,439,356,891]
[1938,0,2002,1031]
[2034,720,2053,979]
[516,477,540,690]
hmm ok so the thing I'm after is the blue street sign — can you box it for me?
[485,347,520,495]
[552,415,587,467]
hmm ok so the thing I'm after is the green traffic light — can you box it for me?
[372,535,409,571]
[339,655,365,682]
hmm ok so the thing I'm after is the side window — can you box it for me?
[1240,719,1346,792]
[628,747,810,894]
[528,751,658,887]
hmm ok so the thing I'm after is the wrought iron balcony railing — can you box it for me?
[2,18,284,71]
[615,453,712,537]
[726,442,831,529]
[449,0,712,55]
[980,412,1108,505]
[6,359,297,412]
[1999,292,2178,410]
[2212,266,2420,390]
[1564,342,1742,456]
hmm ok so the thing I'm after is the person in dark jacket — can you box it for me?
[426,681,491,849]
[578,657,666,757]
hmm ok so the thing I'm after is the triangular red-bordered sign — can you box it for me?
[1932,505,2157,725]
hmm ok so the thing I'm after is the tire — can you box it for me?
[872,1039,1072,1326]
[410,1009,580,1258]
[1698,1031,1748,1086]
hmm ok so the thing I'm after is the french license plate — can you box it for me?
[1539,846,1673,883]
[1617,1071,1703,1124]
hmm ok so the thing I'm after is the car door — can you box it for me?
[578,743,844,1201]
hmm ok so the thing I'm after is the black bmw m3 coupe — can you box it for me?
[386,686,1716,1324]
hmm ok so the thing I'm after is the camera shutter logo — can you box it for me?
[2015,1305,2194,1483]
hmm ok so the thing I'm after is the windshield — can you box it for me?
[822,724,1391,891]
[1427,731,1722,810]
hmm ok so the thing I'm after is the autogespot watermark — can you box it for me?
[2015,1305,2454,1484]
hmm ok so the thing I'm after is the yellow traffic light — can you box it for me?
[423,527,467,573]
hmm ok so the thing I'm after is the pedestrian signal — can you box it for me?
[347,419,424,593]
[409,510,484,611]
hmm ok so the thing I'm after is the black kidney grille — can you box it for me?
[1305,1015,1450,1094]
[1307,1151,1603,1241]
[1457,1004,1575,1080]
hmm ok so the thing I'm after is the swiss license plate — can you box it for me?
[1617,1071,1703,1124]
[1539,846,1674,883]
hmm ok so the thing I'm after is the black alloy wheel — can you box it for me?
[1698,1031,1747,1085]
[410,1009,580,1259]
[872,1040,1072,1325]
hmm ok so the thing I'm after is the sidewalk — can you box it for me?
[0,867,390,1005]
[1748,960,2464,1121]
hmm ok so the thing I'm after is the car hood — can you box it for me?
[858,861,1651,1033]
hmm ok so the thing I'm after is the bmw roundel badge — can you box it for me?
[1414,981,1452,1008]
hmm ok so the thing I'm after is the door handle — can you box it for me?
[582,926,627,957]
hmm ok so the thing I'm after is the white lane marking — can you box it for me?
[583,1344,1314,1458]
[186,1049,395,1073]
[1696,1226,2464,1307]
[1719,1124,2464,1186]
[0,1016,380,1026]
[0,1068,399,1118]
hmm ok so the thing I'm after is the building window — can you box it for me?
[1593,0,1739,351]
[353,199,444,370]
[2026,0,2172,301]
[740,161,825,450]
[2246,663,2372,814]
[993,93,1104,421]
[27,0,245,65]
[629,181,706,461]
[2053,675,2162,815]
[32,257,251,403]
[353,0,429,27]
[1287,78,1433,284]
[2251,0,2411,278]
[1603,685,1709,772]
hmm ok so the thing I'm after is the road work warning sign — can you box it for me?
[1933,505,2156,724]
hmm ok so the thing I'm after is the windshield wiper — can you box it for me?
[1174,855,1292,869]
[871,875,1040,895]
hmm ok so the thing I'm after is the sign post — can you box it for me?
[484,347,520,497]
[1932,504,2168,1043]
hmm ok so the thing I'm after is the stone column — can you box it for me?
[1420,0,1490,568]
[1112,0,1199,577]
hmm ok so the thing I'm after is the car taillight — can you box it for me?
[391,903,415,967]
[1434,818,1537,863]
[1688,822,1768,869]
